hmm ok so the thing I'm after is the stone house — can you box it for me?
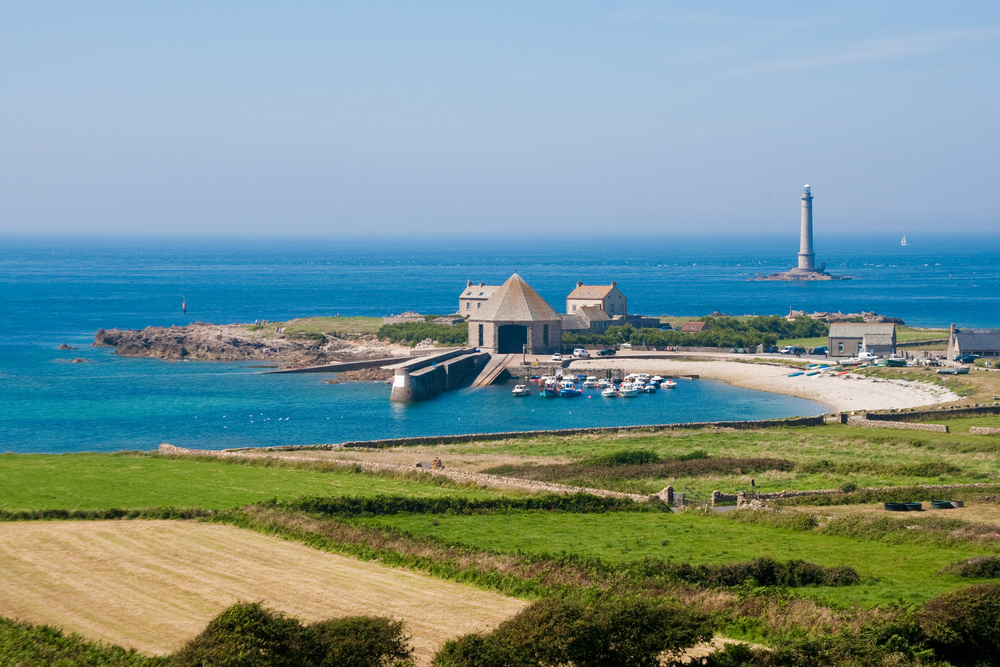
[459,281,501,316]
[468,274,562,354]
[828,323,896,358]
[948,325,1000,358]
[566,282,627,317]
[561,306,612,335]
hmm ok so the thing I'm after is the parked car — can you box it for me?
[780,345,805,355]
[620,343,632,349]
[551,353,563,361]
[597,348,617,357]
[573,348,590,358]
[811,346,829,356]
[955,353,981,364]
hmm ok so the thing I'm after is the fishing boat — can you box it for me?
[558,380,582,397]
[598,378,611,389]
[662,380,676,388]
[539,381,559,397]
[901,235,907,246]
[641,383,657,393]
[582,376,600,388]
[618,381,640,397]
[601,386,618,397]
[511,384,531,396]
[650,376,664,385]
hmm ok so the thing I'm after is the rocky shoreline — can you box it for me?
[93,323,417,368]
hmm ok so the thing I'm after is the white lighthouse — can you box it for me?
[797,185,815,270]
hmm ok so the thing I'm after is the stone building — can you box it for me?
[561,306,612,335]
[459,281,502,315]
[468,274,562,354]
[566,282,628,317]
[948,325,1000,359]
[828,322,896,358]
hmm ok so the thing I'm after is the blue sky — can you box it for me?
[1,1,997,237]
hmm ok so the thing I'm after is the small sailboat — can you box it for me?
[900,235,907,246]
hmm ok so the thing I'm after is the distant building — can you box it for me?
[566,282,627,317]
[459,281,502,315]
[828,323,896,358]
[948,325,1000,358]
[679,322,707,333]
[562,306,612,335]
[468,274,562,354]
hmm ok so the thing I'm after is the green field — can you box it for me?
[350,509,990,607]
[0,453,504,511]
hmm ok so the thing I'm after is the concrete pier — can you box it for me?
[388,348,491,402]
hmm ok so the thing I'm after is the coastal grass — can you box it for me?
[0,452,507,511]
[245,316,383,336]
[347,508,990,608]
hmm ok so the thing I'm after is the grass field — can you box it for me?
[350,509,990,608]
[0,521,526,664]
[0,453,507,511]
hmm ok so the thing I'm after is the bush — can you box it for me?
[433,595,712,667]
[661,557,859,588]
[310,616,413,667]
[169,602,413,667]
[918,583,1000,665]
[941,556,1000,579]
[170,601,316,667]
[0,616,165,667]
[581,449,662,467]
[279,493,657,517]
[377,322,468,347]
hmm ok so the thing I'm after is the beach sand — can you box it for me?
[570,358,958,412]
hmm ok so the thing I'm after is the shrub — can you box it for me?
[170,601,316,667]
[941,556,1000,579]
[377,322,468,347]
[310,616,413,667]
[918,583,1000,665]
[279,493,658,517]
[169,602,413,667]
[581,449,662,467]
[0,616,165,667]
[433,595,712,667]
[661,557,859,588]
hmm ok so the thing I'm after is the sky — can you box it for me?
[1,1,998,238]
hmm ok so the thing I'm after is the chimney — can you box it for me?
[479,282,484,287]
[577,281,583,287]
[611,281,617,288]
[950,323,956,334]
[467,280,472,287]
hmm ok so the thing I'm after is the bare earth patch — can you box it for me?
[0,521,527,665]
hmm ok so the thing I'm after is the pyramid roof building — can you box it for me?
[472,273,560,322]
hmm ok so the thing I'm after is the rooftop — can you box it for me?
[567,282,618,300]
[470,273,561,323]
[829,322,896,337]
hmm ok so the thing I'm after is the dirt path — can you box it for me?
[0,521,527,664]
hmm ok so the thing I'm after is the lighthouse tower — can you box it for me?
[797,185,815,271]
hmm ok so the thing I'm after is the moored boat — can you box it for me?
[618,381,640,397]
[539,382,559,397]
[512,384,531,396]
[662,380,676,388]
[582,376,600,388]
[601,386,618,397]
[558,380,582,397]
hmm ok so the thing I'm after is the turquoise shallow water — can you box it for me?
[2,234,996,453]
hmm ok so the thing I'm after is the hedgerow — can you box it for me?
[0,616,166,667]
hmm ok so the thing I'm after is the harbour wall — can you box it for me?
[390,351,490,402]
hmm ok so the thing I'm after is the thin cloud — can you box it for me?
[739,27,1000,74]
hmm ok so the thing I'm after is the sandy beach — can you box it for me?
[570,357,959,412]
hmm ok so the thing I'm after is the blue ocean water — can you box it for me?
[2,234,997,453]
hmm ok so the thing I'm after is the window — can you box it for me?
[477,303,481,309]
[543,325,549,346]
[838,342,843,352]
[478,324,484,347]
[572,304,576,312]
[857,342,863,352]
[466,302,470,310]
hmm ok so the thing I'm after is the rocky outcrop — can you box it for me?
[94,323,412,367]
[787,310,905,324]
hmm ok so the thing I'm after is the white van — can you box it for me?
[573,348,590,358]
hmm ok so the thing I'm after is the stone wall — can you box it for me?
[970,426,1000,435]
[712,481,1000,505]
[847,417,948,432]
[252,415,826,451]
[864,404,1000,423]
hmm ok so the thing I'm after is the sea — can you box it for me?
[2,233,998,454]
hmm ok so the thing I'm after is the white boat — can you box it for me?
[650,376,664,385]
[662,380,677,388]
[618,381,640,397]
[901,235,907,246]
[512,384,531,396]
[601,386,618,397]
[641,383,657,393]
[582,376,600,388]
[598,378,611,389]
